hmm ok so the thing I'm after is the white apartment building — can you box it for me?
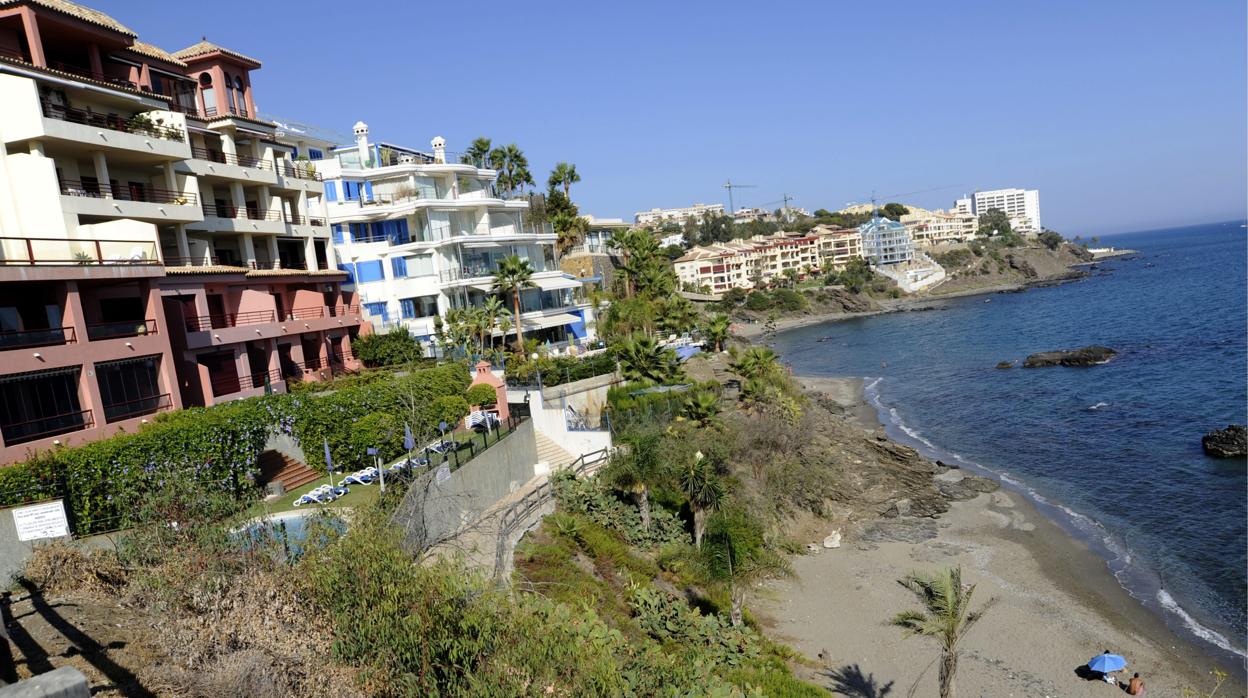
[956,188,1041,233]
[320,124,593,349]
[859,217,914,265]
[673,227,859,293]
[634,202,724,227]
[901,210,978,247]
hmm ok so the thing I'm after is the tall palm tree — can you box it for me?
[701,506,792,626]
[892,567,993,698]
[491,255,536,351]
[679,450,724,548]
[548,161,581,198]
[461,137,492,167]
[605,429,666,530]
[481,295,507,350]
[660,296,699,334]
[490,143,534,197]
[702,314,731,352]
[616,335,681,384]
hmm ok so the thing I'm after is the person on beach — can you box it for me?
[1126,673,1145,695]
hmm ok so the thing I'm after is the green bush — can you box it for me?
[351,326,425,367]
[628,583,761,667]
[429,396,470,429]
[743,292,772,311]
[506,350,617,387]
[554,473,686,548]
[769,288,806,312]
[465,383,498,407]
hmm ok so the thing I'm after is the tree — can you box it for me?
[461,137,492,167]
[881,202,910,221]
[1037,231,1063,251]
[681,391,720,428]
[781,267,799,288]
[659,296,699,334]
[731,346,780,381]
[489,143,534,197]
[615,335,683,384]
[352,326,424,367]
[491,255,536,351]
[605,429,666,530]
[702,314,731,352]
[701,505,792,626]
[547,162,581,198]
[977,208,1012,238]
[678,450,724,548]
[892,566,993,698]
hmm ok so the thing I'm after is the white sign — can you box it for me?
[12,500,70,542]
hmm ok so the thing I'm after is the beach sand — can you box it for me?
[761,376,1244,697]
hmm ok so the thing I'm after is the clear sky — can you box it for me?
[99,0,1246,234]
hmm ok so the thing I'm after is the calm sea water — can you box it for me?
[772,221,1247,660]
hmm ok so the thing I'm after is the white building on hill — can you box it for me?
[634,202,723,227]
[955,188,1041,233]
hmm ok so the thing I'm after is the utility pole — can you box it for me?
[723,180,756,214]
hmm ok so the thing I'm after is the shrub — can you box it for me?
[465,383,498,407]
[429,396,470,429]
[351,327,425,367]
[554,473,686,548]
[769,288,806,312]
[743,292,772,311]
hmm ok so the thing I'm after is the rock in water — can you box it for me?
[1202,425,1247,458]
[822,530,842,548]
[996,361,1015,369]
[1022,345,1117,368]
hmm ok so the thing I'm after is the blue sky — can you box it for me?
[101,0,1245,234]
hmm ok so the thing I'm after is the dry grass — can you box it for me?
[21,540,127,596]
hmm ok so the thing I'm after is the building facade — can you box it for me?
[901,210,978,247]
[0,0,359,464]
[634,202,723,227]
[955,188,1041,233]
[320,126,593,350]
[858,217,914,265]
[672,227,860,293]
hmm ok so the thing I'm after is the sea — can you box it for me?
[771,221,1247,662]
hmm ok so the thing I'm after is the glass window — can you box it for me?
[400,295,439,318]
[406,253,434,277]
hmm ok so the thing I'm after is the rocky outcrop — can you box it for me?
[1023,345,1117,368]
[1006,254,1038,279]
[996,361,1014,369]
[1202,425,1247,458]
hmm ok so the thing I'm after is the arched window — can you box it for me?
[198,72,215,115]
[224,73,236,113]
[232,75,245,116]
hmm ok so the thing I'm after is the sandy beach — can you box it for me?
[763,376,1244,697]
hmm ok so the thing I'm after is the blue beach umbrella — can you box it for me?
[1087,653,1126,673]
[404,423,415,451]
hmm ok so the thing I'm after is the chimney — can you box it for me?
[431,136,446,164]
[353,121,371,168]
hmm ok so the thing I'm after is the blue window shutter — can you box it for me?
[324,181,337,202]
[396,218,409,243]
[391,256,407,278]
[332,224,344,244]
[356,260,384,283]
[400,298,415,319]
[363,181,374,200]
[343,181,356,201]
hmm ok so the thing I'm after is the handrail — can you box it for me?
[0,326,75,350]
[184,309,276,332]
[85,318,156,341]
[163,255,222,267]
[0,408,94,446]
[203,105,250,119]
[275,162,323,182]
[284,306,325,320]
[60,179,197,205]
[0,237,160,266]
[204,204,284,221]
[103,393,171,423]
[209,368,282,397]
[40,100,185,142]
[189,146,271,170]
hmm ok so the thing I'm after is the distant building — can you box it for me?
[560,215,631,289]
[658,232,686,248]
[859,217,914,265]
[634,202,724,227]
[672,227,860,293]
[812,225,863,268]
[956,188,1041,233]
[901,210,978,247]
[732,207,769,224]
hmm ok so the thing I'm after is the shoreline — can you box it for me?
[769,375,1245,696]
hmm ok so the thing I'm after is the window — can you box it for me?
[362,302,388,322]
[354,260,384,283]
[332,224,345,244]
[342,181,359,201]
[406,253,434,277]
[400,295,438,319]
[375,219,409,245]
[390,256,407,278]
[0,367,86,445]
[324,181,337,202]
[225,73,236,113]
[309,149,324,160]
[96,355,164,423]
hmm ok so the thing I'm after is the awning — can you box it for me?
[470,282,495,292]
[533,275,582,291]
[522,312,580,330]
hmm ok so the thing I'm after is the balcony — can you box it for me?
[282,305,361,321]
[190,146,270,170]
[210,368,282,398]
[194,204,286,235]
[85,319,157,341]
[0,326,76,350]
[184,309,276,333]
[1,408,93,446]
[60,180,197,206]
[41,100,184,142]
[0,237,161,266]
[203,105,251,120]
[274,162,322,182]
[102,393,172,423]
[205,204,284,222]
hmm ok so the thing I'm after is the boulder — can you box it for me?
[1202,425,1247,458]
[1022,345,1117,368]
[822,530,842,548]
[893,498,912,516]
[996,361,1014,369]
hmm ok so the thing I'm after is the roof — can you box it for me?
[125,40,186,67]
[1,0,136,37]
[173,39,261,68]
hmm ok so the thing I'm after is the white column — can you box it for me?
[219,131,237,159]
[174,224,190,260]
[266,235,279,267]
[229,182,245,211]
[242,233,257,265]
[304,236,318,271]
[92,151,111,198]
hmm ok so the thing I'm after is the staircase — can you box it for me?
[257,450,321,492]
[534,432,577,470]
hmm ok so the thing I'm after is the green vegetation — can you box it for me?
[893,566,994,698]
[352,326,426,367]
[547,161,581,197]
[492,254,537,351]
[615,335,685,384]
[742,288,807,312]
[505,349,617,387]
[1038,230,1064,250]
[824,256,876,293]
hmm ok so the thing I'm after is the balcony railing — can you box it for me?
[165,101,203,120]
[60,180,197,206]
[164,255,223,267]
[0,237,160,266]
[189,146,271,170]
[203,105,250,119]
[0,326,76,350]
[184,309,276,333]
[204,204,285,222]
[103,393,172,423]
[274,162,323,181]
[40,100,185,142]
[85,318,156,341]
[284,306,326,321]
[331,304,361,317]
[210,369,281,397]
[1,408,94,446]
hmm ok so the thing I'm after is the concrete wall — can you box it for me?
[0,667,89,697]
[393,418,539,550]
[524,374,615,457]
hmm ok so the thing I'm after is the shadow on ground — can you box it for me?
[822,663,895,698]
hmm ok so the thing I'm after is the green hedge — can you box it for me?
[505,351,617,387]
[0,362,472,534]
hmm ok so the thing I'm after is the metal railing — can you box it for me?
[40,100,184,141]
[203,203,285,221]
[189,146,271,170]
[85,318,156,341]
[59,179,197,206]
[274,162,323,181]
[0,237,160,265]
[103,393,172,423]
[0,408,94,446]
[203,105,250,119]
[493,447,610,580]
[163,255,222,267]
[284,306,326,320]
[0,326,75,350]
[184,309,276,332]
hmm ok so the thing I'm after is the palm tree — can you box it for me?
[490,143,534,197]
[461,137,492,167]
[660,296,699,334]
[703,314,731,352]
[679,450,724,548]
[892,566,993,698]
[701,506,792,626]
[481,295,507,350]
[731,346,780,381]
[681,390,720,427]
[491,255,536,351]
[548,162,581,198]
[616,335,681,384]
[605,429,666,530]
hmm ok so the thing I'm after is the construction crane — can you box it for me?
[849,184,965,216]
[722,180,756,214]
[761,193,797,220]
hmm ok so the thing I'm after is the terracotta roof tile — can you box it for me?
[172,39,261,67]
[0,0,136,37]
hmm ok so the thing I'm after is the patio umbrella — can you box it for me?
[1087,653,1126,673]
